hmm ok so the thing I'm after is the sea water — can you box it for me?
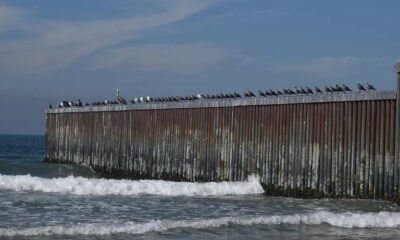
[0,135,400,239]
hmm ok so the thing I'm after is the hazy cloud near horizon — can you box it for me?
[0,0,399,134]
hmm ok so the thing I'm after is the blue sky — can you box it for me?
[0,0,399,135]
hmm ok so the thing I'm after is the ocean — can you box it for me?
[0,135,400,239]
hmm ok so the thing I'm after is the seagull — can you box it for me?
[258,90,266,97]
[325,86,332,93]
[234,92,241,98]
[269,89,277,96]
[335,84,344,92]
[294,87,302,94]
[315,87,323,94]
[342,84,352,92]
[306,87,313,94]
[48,103,53,109]
[77,99,82,107]
[366,83,376,91]
[276,90,283,95]
[357,83,366,92]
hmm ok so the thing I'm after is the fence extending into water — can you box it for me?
[44,67,400,202]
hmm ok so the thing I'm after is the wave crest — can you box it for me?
[0,174,264,196]
[1,211,400,236]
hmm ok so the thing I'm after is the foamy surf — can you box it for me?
[0,174,264,196]
[1,211,400,237]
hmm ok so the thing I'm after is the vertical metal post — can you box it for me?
[395,63,400,198]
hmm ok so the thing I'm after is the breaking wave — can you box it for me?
[1,211,400,236]
[0,174,264,196]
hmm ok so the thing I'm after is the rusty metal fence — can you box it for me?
[44,88,400,202]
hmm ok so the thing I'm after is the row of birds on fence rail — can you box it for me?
[49,83,376,109]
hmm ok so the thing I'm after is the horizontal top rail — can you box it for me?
[46,90,396,114]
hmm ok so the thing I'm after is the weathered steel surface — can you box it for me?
[45,91,400,202]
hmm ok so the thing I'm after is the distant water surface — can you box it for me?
[0,134,400,240]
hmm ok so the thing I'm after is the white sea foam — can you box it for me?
[1,211,400,236]
[0,174,264,196]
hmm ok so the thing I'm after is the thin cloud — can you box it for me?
[276,56,361,77]
[92,43,230,74]
[0,1,217,73]
[0,4,22,33]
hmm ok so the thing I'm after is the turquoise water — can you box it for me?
[1,135,400,239]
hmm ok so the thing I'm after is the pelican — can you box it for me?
[116,89,127,104]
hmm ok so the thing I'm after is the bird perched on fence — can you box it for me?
[366,83,376,91]
[342,84,352,92]
[244,91,255,97]
[335,84,344,92]
[116,89,127,104]
[357,83,366,92]
[315,87,323,94]
[325,86,332,93]
[294,87,302,94]
[48,103,53,109]
[269,89,277,96]
[306,87,313,94]
[258,90,266,97]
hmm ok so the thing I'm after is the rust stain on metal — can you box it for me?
[44,91,400,203]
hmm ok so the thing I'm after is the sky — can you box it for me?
[0,0,399,135]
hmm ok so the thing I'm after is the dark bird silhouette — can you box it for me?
[295,87,302,94]
[234,92,241,98]
[315,87,323,94]
[325,86,332,93]
[248,91,255,97]
[306,87,313,94]
[77,99,82,107]
[258,90,266,97]
[269,89,277,96]
[357,83,366,92]
[342,84,352,92]
[48,103,53,109]
[335,84,344,92]
[300,87,307,94]
[276,90,283,95]
[366,83,376,91]
[61,101,69,107]
[85,103,90,106]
